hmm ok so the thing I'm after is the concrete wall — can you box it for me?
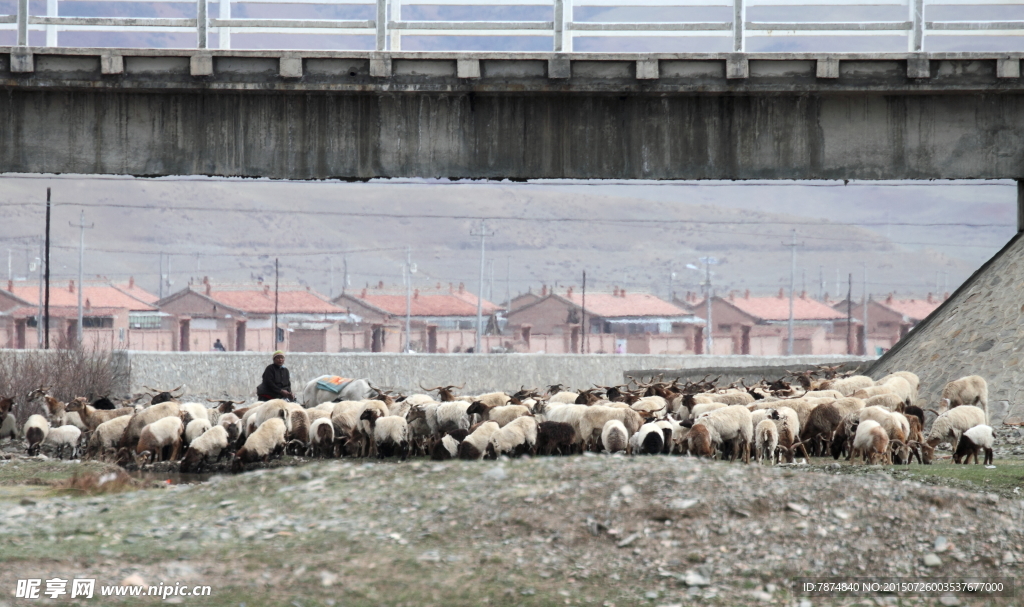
[120,351,874,399]
[3,50,1024,180]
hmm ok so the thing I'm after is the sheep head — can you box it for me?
[466,401,488,417]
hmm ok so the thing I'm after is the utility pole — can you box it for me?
[818,265,823,300]
[342,255,348,296]
[273,258,280,347]
[44,188,51,350]
[862,263,869,356]
[783,230,799,356]
[846,274,853,355]
[328,257,333,300]
[36,242,43,348]
[6,249,10,284]
[488,259,494,304]
[70,210,94,347]
[505,256,511,315]
[698,257,717,355]
[668,270,675,303]
[404,247,413,353]
[581,270,587,354]
[471,219,493,354]
[158,253,163,299]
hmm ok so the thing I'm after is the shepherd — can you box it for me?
[257,351,294,401]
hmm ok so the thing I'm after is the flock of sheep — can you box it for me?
[0,369,996,474]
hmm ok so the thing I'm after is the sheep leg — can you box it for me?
[984,448,993,466]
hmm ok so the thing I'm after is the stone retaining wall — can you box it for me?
[122,352,874,400]
[870,233,1024,425]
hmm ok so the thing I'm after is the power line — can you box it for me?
[0,201,1010,228]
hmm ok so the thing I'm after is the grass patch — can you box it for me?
[0,458,120,486]
[894,459,1024,495]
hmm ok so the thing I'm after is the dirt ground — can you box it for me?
[1,439,1023,607]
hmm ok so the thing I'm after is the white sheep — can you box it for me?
[880,376,914,407]
[439,434,460,458]
[487,416,539,458]
[538,403,588,452]
[601,420,628,454]
[179,425,229,473]
[820,375,874,396]
[185,419,212,447]
[218,413,243,446]
[24,414,49,456]
[86,415,132,459]
[865,393,904,411]
[580,406,642,451]
[771,397,818,429]
[919,405,987,464]
[434,401,472,435]
[361,410,410,460]
[136,416,184,464]
[801,389,845,400]
[232,417,287,472]
[879,371,920,403]
[308,417,336,458]
[852,419,890,465]
[458,421,500,460]
[754,419,778,465]
[941,376,989,423]
[631,395,668,419]
[953,424,995,465]
[474,392,512,409]
[46,425,82,459]
[120,401,181,449]
[851,385,896,401]
[179,402,210,425]
[773,406,800,438]
[689,401,728,421]
[548,391,580,404]
[692,405,753,463]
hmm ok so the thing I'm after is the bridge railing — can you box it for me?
[2,0,1022,53]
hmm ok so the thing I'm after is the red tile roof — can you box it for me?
[559,292,691,318]
[207,288,343,315]
[114,283,159,305]
[6,305,125,319]
[351,292,499,317]
[875,297,941,322]
[723,294,846,322]
[8,283,157,312]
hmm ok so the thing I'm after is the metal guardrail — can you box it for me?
[4,0,1024,53]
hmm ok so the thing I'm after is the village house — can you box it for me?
[832,293,945,355]
[333,283,500,352]
[693,290,849,355]
[506,287,704,354]
[0,278,165,350]
[158,279,352,352]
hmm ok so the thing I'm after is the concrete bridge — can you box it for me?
[2,48,1024,183]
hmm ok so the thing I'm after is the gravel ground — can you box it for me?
[1,450,1022,607]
